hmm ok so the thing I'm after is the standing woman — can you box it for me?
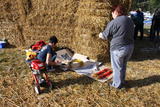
[99,5,134,89]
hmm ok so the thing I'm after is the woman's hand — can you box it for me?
[99,32,105,39]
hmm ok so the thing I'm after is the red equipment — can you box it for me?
[31,40,46,51]
[95,68,110,75]
[98,70,112,79]
[29,59,52,94]
[92,68,113,79]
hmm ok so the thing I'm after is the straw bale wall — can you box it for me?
[0,0,132,61]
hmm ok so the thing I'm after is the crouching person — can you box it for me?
[37,36,58,70]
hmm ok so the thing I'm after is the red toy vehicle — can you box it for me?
[25,40,52,94]
[28,59,52,94]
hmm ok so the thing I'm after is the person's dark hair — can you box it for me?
[111,5,127,16]
[49,36,58,44]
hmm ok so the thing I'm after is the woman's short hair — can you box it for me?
[111,5,127,16]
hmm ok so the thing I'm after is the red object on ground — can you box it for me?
[96,68,110,75]
[98,70,112,79]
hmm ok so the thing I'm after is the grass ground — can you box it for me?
[0,30,160,107]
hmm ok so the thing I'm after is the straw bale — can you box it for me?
[0,0,26,46]
[0,0,132,62]
[71,0,132,61]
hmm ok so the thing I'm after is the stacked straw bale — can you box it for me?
[23,0,80,48]
[0,0,25,45]
[72,0,111,61]
[72,0,132,61]
[0,0,132,61]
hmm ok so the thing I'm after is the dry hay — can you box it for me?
[1,40,160,107]
[72,0,132,61]
[0,0,132,61]
[0,0,25,46]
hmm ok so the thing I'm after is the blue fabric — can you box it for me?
[110,44,134,88]
[51,54,57,61]
[37,45,56,62]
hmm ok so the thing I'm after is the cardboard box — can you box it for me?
[55,49,74,64]
[72,53,89,61]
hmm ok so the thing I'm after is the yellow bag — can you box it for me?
[69,59,84,69]
[25,49,37,60]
